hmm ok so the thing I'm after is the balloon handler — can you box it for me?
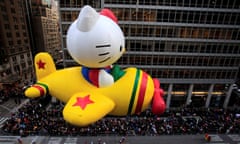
[24,5,166,127]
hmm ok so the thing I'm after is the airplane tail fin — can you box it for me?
[34,52,56,80]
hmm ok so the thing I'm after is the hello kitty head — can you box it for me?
[66,5,125,68]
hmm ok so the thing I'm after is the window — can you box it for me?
[10,0,14,5]
[17,40,21,44]
[21,62,26,68]
[6,32,12,37]
[16,32,20,37]
[12,56,16,61]
[24,39,28,44]
[13,17,18,22]
[3,15,8,21]
[11,8,16,13]
[14,25,18,30]
[4,24,10,29]
[22,25,26,29]
[8,41,13,46]
[20,55,24,59]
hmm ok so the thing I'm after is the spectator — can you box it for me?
[2,99,240,136]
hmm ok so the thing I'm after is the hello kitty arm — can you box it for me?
[98,69,114,87]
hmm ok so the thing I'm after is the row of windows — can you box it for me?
[63,47,239,68]
[61,23,240,41]
[160,83,228,107]
[1,7,16,13]
[1,5,25,23]
[144,68,237,79]
[61,57,237,80]
[118,54,240,67]
[7,38,29,46]
[111,8,240,25]
[9,46,28,54]
[161,84,234,107]
[104,0,240,9]
[61,37,240,55]
[59,0,240,9]
[5,31,28,38]
[11,52,32,62]
[170,95,226,107]
[60,9,240,25]
[0,48,7,65]
[156,10,239,25]
[171,83,226,92]
[59,0,101,8]
[122,25,240,40]
[127,40,240,54]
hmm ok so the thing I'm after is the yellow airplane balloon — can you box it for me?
[25,53,165,126]
[25,5,166,126]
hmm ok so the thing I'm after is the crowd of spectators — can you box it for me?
[1,98,240,137]
[0,85,23,104]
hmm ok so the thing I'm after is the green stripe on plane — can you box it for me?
[37,82,49,92]
[127,69,140,115]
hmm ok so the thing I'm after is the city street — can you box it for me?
[1,134,240,144]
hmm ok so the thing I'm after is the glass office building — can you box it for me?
[58,0,240,109]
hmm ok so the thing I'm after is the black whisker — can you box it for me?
[99,52,110,56]
[99,57,111,63]
[96,44,111,48]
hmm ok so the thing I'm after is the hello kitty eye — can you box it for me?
[120,45,122,52]
[96,44,111,48]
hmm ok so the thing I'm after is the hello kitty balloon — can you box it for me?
[66,5,126,87]
[25,5,166,127]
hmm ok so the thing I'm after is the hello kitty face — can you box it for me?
[67,5,125,68]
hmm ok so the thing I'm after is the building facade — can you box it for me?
[58,0,240,109]
[0,0,33,85]
[30,0,62,62]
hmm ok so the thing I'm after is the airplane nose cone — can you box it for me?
[152,88,166,115]
[25,87,42,98]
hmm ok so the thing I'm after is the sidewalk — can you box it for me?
[0,98,29,117]
[0,98,29,130]
[10,99,29,114]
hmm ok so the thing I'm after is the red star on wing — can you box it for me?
[72,95,94,110]
[37,59,46,69]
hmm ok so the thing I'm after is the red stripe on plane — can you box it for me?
[33,85,45,96]
[135,72,148,114]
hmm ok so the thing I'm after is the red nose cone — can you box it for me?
[152,79,166,115]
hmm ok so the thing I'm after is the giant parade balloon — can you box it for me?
[25,5,166,126]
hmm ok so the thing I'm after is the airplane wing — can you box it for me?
[63,91,115,126]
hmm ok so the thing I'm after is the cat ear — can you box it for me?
[76,5,100,32]
[100,8,118,24]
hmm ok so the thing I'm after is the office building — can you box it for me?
[58,0,240,109]
[0,0,33,85]
[30,0,62,61]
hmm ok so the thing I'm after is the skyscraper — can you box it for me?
[58,0,240,109]
[0,0,63,87]
[30,0,62,62]
[0,0,33,85]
